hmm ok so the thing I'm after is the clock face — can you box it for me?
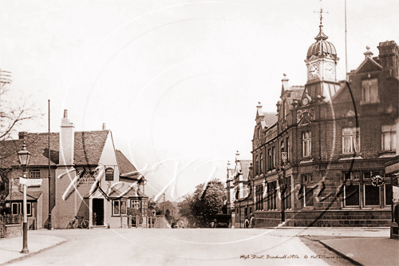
[302,97,309,106]
[324,63,335,78]
[308,63,319,79]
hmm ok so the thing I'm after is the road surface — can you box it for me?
[9,228,353,266]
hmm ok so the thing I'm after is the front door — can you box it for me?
[93,199,104,226]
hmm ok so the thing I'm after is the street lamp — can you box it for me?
[17,141,31,254]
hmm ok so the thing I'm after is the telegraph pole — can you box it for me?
[163,193,165,215]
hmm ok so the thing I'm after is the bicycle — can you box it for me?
[66,216,89,229]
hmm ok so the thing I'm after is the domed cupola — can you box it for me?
[306,24,338,60]
[304,9,340,100]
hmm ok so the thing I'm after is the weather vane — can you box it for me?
[314,0,329,25]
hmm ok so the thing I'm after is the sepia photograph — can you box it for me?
[0,0,398,265]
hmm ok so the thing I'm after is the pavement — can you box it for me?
[0,227,397,266]
[0,232,66,266]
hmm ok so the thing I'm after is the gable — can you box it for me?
[332,83,352,103]
[355,58,382,74]
[98,131,117,166]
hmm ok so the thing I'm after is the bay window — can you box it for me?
[112,199,127,216]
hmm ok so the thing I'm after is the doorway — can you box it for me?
[93,198,104,226]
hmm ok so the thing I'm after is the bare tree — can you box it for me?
[0,72,43,141]
[0,70,43,210]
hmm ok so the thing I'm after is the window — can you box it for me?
[304,187,314,207]
[344,184,360,206]
[112,200,127,216]
[12,202,21,215]
[105,168,114,181]
[302,174,313,183]
[283,100,287,119]
[282,177,291,210]
[260,154,263,174]
[141,200,148,216]
[342,127,360,153]
[268,149,272,170]
[30,170,40,179]
[364,184,380,206]
[344,171,361,180]
[255,155,258,175]
[382,125,396,151]
[385,184,392,206]
[267,182,277,210]
[121,201,127,215]
[286,137,290,163]
[256,185,263,211]
[281,141,285,165]
[361,79,379,104]
[112,200,120,216]
[272,147,276,169]
[26,202,32,216]
[302,131,311,157]
[131,200,140,210]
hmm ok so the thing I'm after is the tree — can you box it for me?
[177,194,196,228]
[189,179,227,227]
[0,82,43,211]
[0,86,42,141]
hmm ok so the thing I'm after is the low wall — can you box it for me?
[254,209,391,227]
[4,224,22,238]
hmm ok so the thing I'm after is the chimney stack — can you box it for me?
[60,109,74,166]
[18,132,27,140]
[102,123,106,130]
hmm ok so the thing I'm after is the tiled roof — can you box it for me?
[263,112,278,127]
[115,150,140,176]
[239,160,252,180]
[74,131,109,165]
[6,191,42,201]
[0,131,109,168]
[287,87,304,110]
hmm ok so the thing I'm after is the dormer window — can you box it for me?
[361,78,379,104]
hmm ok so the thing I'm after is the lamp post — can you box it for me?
[17,141,31,254]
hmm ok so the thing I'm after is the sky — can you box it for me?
[1,0,398,201]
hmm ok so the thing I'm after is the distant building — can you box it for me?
[249,20,398,227]
[1,110,148,229]
[225,151,253,228]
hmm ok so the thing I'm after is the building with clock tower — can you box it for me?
[244,12,398,228]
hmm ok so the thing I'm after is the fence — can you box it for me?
[2,214,22,225]
[119,215,157,228]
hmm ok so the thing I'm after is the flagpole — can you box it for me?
[48,99,52,230]
[345,0,348,79]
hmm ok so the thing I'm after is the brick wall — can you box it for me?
[254,209,391,228]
